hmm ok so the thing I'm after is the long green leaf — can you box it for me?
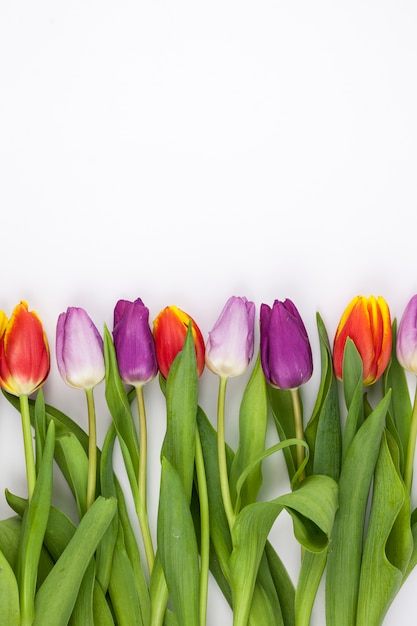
[157,457,200,626]
[229,354,268,509]
[33,496,117,626]
[107,527,144,626]
[325,391,391,626]
[162,326,198,503]
[54,423,88,518]
[356,430,413,626]
[384,319,413,473]
[341,339,365,460]
[18,420,55,626]
[103,325,140,500]
[305,312,342,481]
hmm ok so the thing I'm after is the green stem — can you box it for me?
[86,387,97,510]
[195,427,209,626]
[404,385,417,494]
[19,394,36,502]
[135,385,155,576]
[217,376,235,533]
[290,388,305,482]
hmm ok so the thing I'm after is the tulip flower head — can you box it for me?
[260,299,313,390]
[333,295,392,385]
[396,294,417,375]
[153,305,205,379]
[0,301,50,396]
[205,296,255,378]
[56,307,105,390]
[112,298,158,387]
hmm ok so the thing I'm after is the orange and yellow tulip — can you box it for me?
[0,301,50,396]
[153,305,205,379]
[333,295,392,385]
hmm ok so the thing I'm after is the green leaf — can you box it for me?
[0,516,21,570]
[229,354,268,509]
[95,423,119,593]
[305,313,342,481]
[18,420,55,626]
[107,526,144,626]
[103,325,140,501]
[157,457,200,626]
[325,390,391,626]
[230,474,338,626]
[384,319,413,473]
[295,549,327,626]
[92,582,115,626]
[264,542,295,626]
[341,339,365,460]
[34,390,47,474]
[161,325,199,503]
[356,430,413,626]
[54,423,88,518]
[33,496,117,626]
[69,560,95,626]
[0,548,20,625]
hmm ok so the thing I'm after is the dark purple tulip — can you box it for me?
[113,298,158,387]
[260,299,313,390]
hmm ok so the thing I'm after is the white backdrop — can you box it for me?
[1,1,417,624]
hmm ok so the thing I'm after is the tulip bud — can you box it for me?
[396,294,417,374]
[112,298,158,386]
[56,307,105,390]
[0,301,50,396]
[205,296,255,378]
[260,299,313,390]
[333,295,392,385]
[153,305,205,379]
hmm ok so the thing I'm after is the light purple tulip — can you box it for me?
[56,307,105,390]
[260,299,313,390]
[205,296,255,378]
[112,298,158,386]
[397,294,417,374]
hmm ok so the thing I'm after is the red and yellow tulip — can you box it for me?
[153,305,205,378]
[333,295,392,385]
[0,301,50,396]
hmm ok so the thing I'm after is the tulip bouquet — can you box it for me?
[0,293,417,626]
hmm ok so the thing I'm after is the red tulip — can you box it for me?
[333,295,392,385]
[153,306,205,378]
[0,301,50,396]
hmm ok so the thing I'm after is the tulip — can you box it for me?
[333,295,391,385]
[56,307,105,390]
[0,301,50,396]
[153,305,205,378]
[260,299,313,390]
[113,298,158,387]
[205,296,255,378]
[0,301,50,503]
[396,294,417,374]
[56,307,105,511]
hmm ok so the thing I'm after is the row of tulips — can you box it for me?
[0,293,416,625]
[0,294,400,395]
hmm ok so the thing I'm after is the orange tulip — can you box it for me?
[333,295,392,385]
[153,305,205,379]
[0,301,50,396]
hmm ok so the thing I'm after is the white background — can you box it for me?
[1,1,417,624]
